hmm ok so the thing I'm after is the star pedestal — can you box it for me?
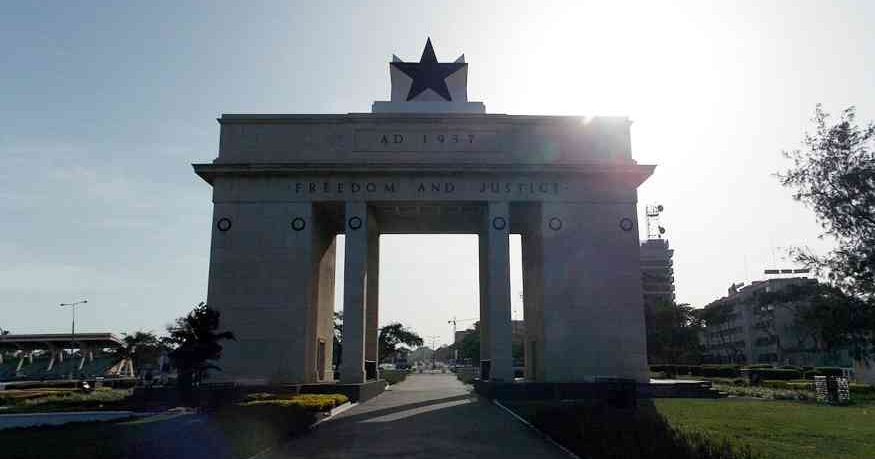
[372,38,485,114]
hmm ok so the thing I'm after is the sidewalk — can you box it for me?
[265,373,569,459]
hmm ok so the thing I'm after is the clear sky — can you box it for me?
[2,1,873,346]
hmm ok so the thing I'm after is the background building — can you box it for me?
[700,277,851,366]
[640,239,676,307]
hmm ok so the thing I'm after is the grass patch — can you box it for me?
[656,398,875,459]
[0,388,131,413]
[507,400,759,459]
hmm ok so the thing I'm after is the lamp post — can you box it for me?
[59,300,87,357]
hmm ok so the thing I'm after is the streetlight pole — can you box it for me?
[424,335,440,370]
[59,300,87,358]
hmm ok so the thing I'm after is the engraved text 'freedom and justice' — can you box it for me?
[289,180,564,196]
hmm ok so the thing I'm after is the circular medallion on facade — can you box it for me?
[291,217,306,231]
[348,216,363,230]
[619,217,634,232]
[492,216,507,230]
[548,217,563,231]
[216,217,232,232]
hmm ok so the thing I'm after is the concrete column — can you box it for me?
[539,202,649,382]
[479,202,513,381]
[307,234,336,382]
[365,208,380,379]
[207,199,322,384]
[521,227,545,382]
[341,201,369,384]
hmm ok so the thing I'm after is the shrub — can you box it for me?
[745,368,802,381]
[650,365,698,377]
[745,364,773,369]
[239,393,348,412]
[381,369,408,385]
[714,383,812,401]
[761,380,812,391]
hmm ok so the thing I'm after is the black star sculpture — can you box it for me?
[392,38,466,101]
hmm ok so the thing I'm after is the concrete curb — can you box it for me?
[492,400,584,459]
[312,401,357,428]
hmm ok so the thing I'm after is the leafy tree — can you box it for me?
[454,322,480,362]
[780,105,875,298]
[333,311,342,366]
[699,302,746,363]
[378,322,423,362]
[164,302,235,390]
[644,301,703,364]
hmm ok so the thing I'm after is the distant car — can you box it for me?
[379,363,396,370]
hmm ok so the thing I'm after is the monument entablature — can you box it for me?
[209,113,635,165]
[195,39,654,386]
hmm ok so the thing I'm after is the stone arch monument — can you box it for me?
[194,39,654,386]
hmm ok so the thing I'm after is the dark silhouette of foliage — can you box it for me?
[333,311,342,366]
[645,301,703,364]
[113,331,165,376]
[454,321,481,362]
[378,322,423,362]
[699,302,746,363]
[164,302,235,390]
[780,105,875,298]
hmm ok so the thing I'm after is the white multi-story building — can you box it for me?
[700,277,850,366]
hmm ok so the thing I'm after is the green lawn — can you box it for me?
[656,398,875,459]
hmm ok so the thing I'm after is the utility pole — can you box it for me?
[424,335,440,370]
[59,299,88,358]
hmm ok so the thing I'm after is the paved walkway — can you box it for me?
[266,373,569,459]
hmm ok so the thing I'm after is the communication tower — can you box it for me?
[645,204,666,240]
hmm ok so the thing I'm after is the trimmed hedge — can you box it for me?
[649,365,851,382]
[381,369,408,385]
[761,380,813,391]
[804,367,846,379]
[239,393,348,412]
[745,368,802,381]
[701,365,741,378]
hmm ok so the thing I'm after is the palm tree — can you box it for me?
[111,331,161,378]
[164,302,235,390]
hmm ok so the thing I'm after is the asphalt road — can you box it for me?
[265,373,569,459]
